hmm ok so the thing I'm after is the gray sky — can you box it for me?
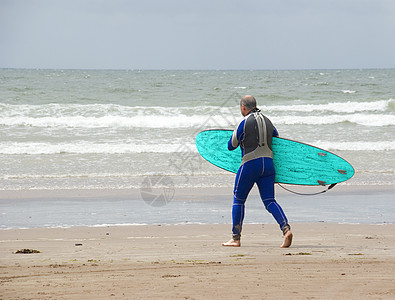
[1,0,395,70]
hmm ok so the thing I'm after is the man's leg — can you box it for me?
[223,163,255,247]
[222,198,245,247]
[262,198,293,248]
[263,199,288,231]
[232,198,245,239]
[257,158,293,247]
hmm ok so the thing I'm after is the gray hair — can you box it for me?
[240,95,257,110]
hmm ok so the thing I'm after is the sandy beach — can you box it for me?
[1,45,394,300]
[1,222,395,299]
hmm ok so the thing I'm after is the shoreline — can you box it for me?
[1,223,394,299]
[1,183,394,200]
[1,184,394,230]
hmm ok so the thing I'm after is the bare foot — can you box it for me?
[280,230,293,248]
[222,239,241,247]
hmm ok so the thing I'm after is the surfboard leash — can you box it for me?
[277,183,337,196]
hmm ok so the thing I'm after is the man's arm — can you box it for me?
[273,126,279,137]
[228,120,245,151]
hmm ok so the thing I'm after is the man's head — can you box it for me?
[240,95,257,116]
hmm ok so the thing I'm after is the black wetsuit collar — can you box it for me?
[247,108,260,115]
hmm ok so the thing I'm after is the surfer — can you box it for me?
[222,95,293,248]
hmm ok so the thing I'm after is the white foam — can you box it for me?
[263,99,393,113]
[0,141,198,155]
[312,141,395,151]
[1,99,392,120]
[1,111,393,129]
[273,114,395,126]
[342,90,356,94]
[0,113,239,129]
[1,138,393,156]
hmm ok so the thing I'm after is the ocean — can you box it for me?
[0,69,394,228]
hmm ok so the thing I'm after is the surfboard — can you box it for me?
[195,129,354,186]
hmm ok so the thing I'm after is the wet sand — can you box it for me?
[1,223,394,299]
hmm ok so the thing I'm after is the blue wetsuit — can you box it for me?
[228,108,289,240]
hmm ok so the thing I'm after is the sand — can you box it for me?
[1,222,395,299]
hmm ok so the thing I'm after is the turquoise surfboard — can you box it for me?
[195,129,354,186]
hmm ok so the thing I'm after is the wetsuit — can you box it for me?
[228,108,289,240]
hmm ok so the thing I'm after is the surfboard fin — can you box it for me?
[318,152,327,157]
[317,180,326,186]
[338,169,347,174]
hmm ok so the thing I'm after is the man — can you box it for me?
[222,95,293,248]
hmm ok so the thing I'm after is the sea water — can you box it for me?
[1,69,394,190]
[0,69,394,228]
[1,190,394,228]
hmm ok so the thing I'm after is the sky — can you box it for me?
[1,0,395,70]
